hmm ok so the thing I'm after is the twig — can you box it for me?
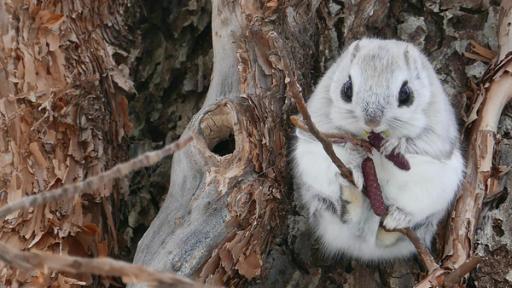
[414,268,446,288]
[396,228,438,273]
[0,136,197,286]
[0,241,200,287]
[0,136,193,220]
[290,115,372,152]
[414,256,482,288]
[292,113,438,272]
[286,81,355,185]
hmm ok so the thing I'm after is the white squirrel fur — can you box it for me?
[292,38,464,260]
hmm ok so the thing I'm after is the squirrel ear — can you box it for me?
[404,45,422,79]
[350,40,361,62]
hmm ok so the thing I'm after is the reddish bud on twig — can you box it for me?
[367,131,385,148]
[368,132,410,171]
[386,151,411,171]
[361,157,388,216]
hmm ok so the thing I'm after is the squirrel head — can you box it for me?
[327,38,441,138]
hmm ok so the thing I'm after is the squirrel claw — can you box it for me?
[381,137,408,156]
[383,206,414,229]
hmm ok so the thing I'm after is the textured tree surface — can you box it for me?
[118,0,213,261]
[0,0,135,286]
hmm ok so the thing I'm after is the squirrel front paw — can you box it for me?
[309,194,342,218]
[381,137,408,156]
[338,143,366,190]
[351,168,364,190]
[383,206,414,229]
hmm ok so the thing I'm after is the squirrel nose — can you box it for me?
[364,117,381,129]
[363,106,384,129]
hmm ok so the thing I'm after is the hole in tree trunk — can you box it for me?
[211,133,235,156]
[199,105,236,157]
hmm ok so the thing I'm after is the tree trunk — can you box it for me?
[131,0,512,287]
[0,1,134,286]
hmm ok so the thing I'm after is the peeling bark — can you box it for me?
[0,1,134,286]
[444,0,512,272]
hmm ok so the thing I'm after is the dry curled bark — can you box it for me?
[0,0,135,286]
[431,2,512,287]
[0,137,198,288]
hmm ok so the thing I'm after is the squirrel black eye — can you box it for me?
[341,76,353,103]
[398,81,414,107]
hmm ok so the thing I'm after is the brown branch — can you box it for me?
[0,136,193,220]
[0,241,200,287]
[0,136,197,286]
[413,257,482,288]
[414,268,446,288]
[287,81,356,185]
[396,228,438,273]
[290,115,372,152]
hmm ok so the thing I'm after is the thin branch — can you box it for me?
[0,135,197,286]
[290,115,372,152]
[413,256,482,288]
[396,228,438,273]
[286,78,355,185]
[0,242,200,287]
[0,136,193,220]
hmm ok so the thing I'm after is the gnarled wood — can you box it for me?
[0,0,134,285]
[132,0,298,285]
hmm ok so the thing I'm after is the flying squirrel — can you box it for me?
[292,38,464,260]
